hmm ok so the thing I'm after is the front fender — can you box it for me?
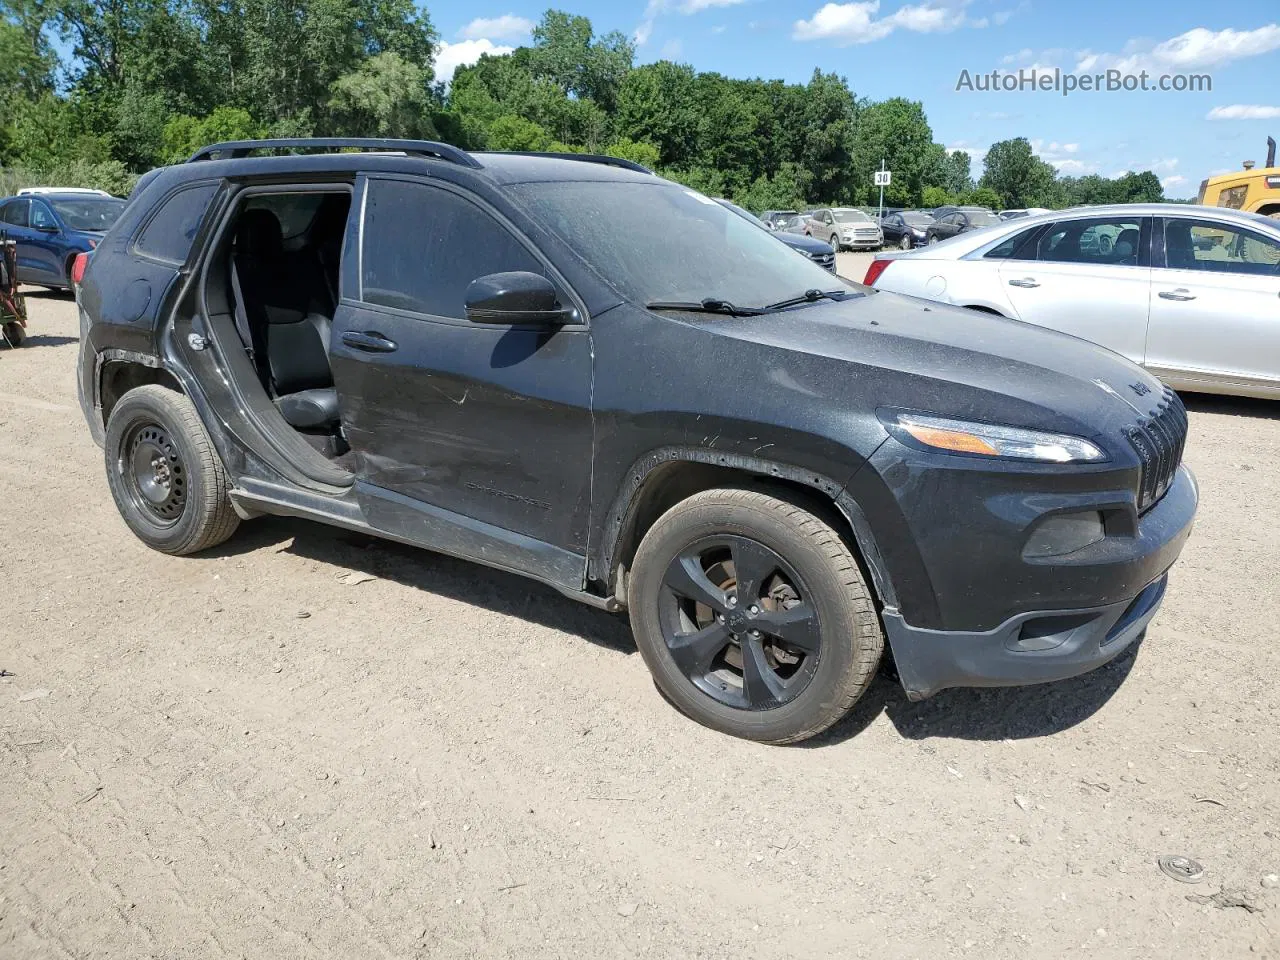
[592,444,899,613]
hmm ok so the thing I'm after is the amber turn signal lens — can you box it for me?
[900,423,1000,456]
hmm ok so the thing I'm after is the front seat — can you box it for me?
[1112,227,1140,265]
[1164,221,1198,271]
[232,209,340,431]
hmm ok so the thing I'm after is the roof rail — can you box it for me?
[491,152,654,175]
[186,138,482,169]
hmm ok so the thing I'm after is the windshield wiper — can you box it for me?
[762,288,851,312]
[645,298,767,317]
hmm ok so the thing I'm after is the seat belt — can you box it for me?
[230,258,270,389]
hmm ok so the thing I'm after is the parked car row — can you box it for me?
[0,189,126,290]
[715,199,837,272]
[865,203,1280,400]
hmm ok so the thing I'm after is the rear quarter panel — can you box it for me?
[875,257,1018,316]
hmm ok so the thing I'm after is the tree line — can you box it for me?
[0,2,1165,209]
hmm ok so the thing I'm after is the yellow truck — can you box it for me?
[1198,136,1280,218]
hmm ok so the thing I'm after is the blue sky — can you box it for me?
[430,0,1280,198]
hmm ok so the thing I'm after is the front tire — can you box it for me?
[899,233,912,250]
[2,321,24,347]
[927,234,939,245]
[104,384,240,555]
[628,488,883,744]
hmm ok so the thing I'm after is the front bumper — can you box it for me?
[884,572,1167,699]
[843,237,883,250]
[876,462,1197,699]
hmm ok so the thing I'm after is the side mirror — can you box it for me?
[464,271,573,326]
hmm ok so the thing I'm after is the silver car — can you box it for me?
[805,207,883,251]
[865,203,1280,400]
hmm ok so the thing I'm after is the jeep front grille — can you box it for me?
[1125,388,1188,513]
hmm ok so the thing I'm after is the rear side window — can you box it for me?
[984,227,1038,259]
[1037,217,1145,266]
[135,182,218,263]
[360,179,543,319]
[1,199,29,227]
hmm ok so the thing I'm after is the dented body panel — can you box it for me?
[76,144,1198,700]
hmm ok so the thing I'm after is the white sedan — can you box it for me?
[863,203,1280,400]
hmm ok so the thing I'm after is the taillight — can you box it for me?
[71,252,89,285]
[863,258,892,287]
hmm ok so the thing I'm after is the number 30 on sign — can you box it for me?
[874,171,892,186]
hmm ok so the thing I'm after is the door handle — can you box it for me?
[1008,278,1040,288]
[1158,289,1197,302]
[342,330,398,353]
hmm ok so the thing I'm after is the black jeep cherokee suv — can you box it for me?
[77,138,1197,744]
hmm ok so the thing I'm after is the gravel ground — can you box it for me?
[1,278,1277,959]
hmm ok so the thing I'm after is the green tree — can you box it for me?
[615,61,699,167]
[161,106,263,163]
[962,186,1003,209]
[851,98,939,207]
[921,185,951,208]
[486,114,552,151]
[527,9,633,113]
[329,52,436,139]
[604,137,660,168]
[943,150,972,195]
[980,137,1058,207]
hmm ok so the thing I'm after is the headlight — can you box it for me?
[911,228,925,236]
[887,413,1107,463]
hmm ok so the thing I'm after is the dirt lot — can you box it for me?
[2,271,1278,959]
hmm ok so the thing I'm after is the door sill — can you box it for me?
[229,478,617,612]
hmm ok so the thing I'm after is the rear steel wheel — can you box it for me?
[119,422,187,525]
[104,385,240,555]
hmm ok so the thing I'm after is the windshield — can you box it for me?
[716,198,765,227]
[49,197,125,232]
[512,181,855,307]
[833,210,871,223]
[966,211,1002,227]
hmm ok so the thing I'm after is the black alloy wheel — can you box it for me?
[658,534,821,711]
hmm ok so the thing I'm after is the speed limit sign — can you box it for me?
[874,170,892,186]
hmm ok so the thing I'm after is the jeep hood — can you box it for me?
[680,290,1167,437]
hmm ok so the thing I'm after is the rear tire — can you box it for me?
[2,321,24,347]
[104,384,240,555]
[628,488,883,744]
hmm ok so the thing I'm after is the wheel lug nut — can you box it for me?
[748,605,759,615]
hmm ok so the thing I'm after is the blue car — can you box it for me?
[0,191,126,290]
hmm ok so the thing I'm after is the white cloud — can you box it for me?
[1077,24,1280,74]
[636,0,743,45]
[793,1,969,45]
[660,38,684,59]
[1051,158,1096,174]
[1000,46,1064,71]
[458,15,534,42]
[1162,174,1188,190]
[946,142,988,166]
[1207,104,1280,120]
[678,0,743,11]
[435,39,513,85]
